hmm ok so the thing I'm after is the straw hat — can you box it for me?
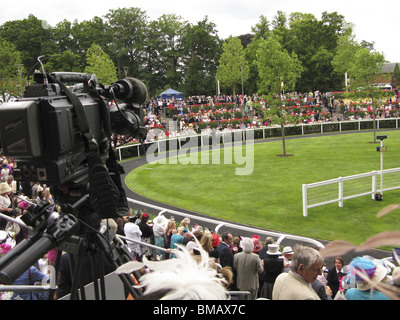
[0,182,12,194]
[282,246,293,255]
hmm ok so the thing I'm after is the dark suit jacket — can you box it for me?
[311,279,332,300]
[326,267,342,298]
[217,242,234,269]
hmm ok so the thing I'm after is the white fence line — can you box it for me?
[116,117,400,160]
[302,167,400,217]
[127,198,325,249]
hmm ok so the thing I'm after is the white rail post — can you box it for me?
[372,171,377,200]
[302,184,308,217]
[338,177,344,207]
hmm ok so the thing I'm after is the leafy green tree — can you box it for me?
[105,7,149,80]
[84,44,117,85]
[43,51,82,73]
[217,36,249,97]
[251,15,271,40]
[392,63,400,89]
[0,37,24,101]
[181,16,221,96]
[0,15,52,70]
[282,11,345,92]
[244,15,271,93]
[348,47,386,143]
[332,30,360,91]
[144,14,187,96]
[256,35,303,156]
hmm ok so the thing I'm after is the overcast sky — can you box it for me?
[1,0,399,63]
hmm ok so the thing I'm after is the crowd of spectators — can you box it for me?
[134,91,400,145]
[0,155,52,300]
[114,210,399,300]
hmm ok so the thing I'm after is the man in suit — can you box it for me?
[217,232,234,269]
[272,245,324,300]
[217,232,236,289]
[326,256,345,298]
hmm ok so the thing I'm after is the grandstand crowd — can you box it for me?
[0,151,399,300]
[139,91,400,140]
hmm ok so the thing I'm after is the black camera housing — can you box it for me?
[0,72,147,187]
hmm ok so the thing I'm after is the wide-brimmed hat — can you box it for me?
[282,246,293,255]
[0,182,12,194]
[267,243,282,255]
[350,257,388,291]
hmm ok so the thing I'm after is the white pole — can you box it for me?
[338,177,344,207]
[302,184,308,217]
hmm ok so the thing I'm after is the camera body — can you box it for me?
[0,72,147,187]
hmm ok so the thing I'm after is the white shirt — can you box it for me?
[124,222,142,255]
[0,195,11,209]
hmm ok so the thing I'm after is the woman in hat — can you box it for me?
[0,182,13,215]
[259,243,284,299]
[0,182,15,231]
[345,257,391,300]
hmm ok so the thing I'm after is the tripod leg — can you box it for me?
[92,232,143,299]
[90,254,100,300]
[69,254,85,300]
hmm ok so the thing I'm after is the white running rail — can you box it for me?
[302,167,400,217]
[127,198,325,248]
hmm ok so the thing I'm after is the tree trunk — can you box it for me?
[279,93,287,156]
[372,97,377,143]
[281,122,286,156]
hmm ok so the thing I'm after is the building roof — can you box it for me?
[382,62,399,73]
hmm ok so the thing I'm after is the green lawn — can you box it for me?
[125,130,400,245]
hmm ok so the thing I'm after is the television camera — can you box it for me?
[0,63,148,299]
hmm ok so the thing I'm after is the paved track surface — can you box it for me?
[120,133,394,269]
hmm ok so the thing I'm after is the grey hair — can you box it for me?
[290,245,324,272]
[241,237,254,253]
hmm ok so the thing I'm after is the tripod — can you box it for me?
[55,218,143,300]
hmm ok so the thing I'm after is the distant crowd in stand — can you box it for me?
[110,90,400,146]
[1,151,400,300]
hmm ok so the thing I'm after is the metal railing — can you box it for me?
[127,198,325,249]
[115,117,400,160]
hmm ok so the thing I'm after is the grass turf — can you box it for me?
[125,130,400,245]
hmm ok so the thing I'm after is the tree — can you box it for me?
[332,30,360,91]
[43,51,82,73]
[217,36,249,97]
[280,11,345,92]
[0,15,52,70]
[256,35,303,156]
[144,14,187,96]
[392,63,400,89]
[181,16,221,96]
[105,7,149,79]
[0,37,24,102]
[84,44,117,85]
[347,47,386,143]
[244,15,271,94]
